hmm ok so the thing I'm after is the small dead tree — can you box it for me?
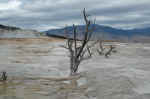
[105,45,116,58]
[97,40,105,55]
[63,9,94,75]
[96,39,117,58]
[0,71,7,81]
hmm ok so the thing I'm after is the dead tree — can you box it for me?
[96,39,117,57]
[0,71,7,81]
[63,9,94,75]
[105,45,115,58]
[97,40,105,55]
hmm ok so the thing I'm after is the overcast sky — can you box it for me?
[0,0,150,31]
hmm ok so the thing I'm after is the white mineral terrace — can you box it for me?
[0,38,150,99]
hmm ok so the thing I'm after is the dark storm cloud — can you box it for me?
[0,0,150,30]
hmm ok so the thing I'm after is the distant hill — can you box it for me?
[0,24,20,31]
[0,24,42,38]
[45,24,150,42]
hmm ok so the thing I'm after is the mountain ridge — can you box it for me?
[45,24,150,42]
[45,24,150,37]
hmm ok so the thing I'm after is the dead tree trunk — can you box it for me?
[63,8,94,76]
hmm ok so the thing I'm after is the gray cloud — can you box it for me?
[0,0,150,31]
